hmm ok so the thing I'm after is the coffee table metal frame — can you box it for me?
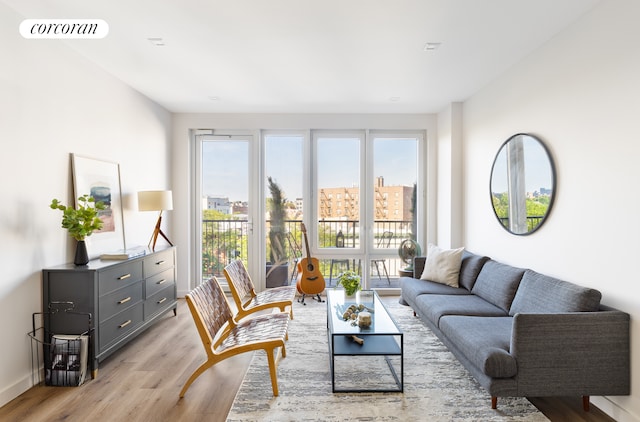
[326,289,403,393]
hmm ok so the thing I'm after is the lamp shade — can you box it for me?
[138,190,173,211]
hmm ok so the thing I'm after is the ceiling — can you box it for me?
[4,0,600,114]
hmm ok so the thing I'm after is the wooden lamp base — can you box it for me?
[149,213,173,251]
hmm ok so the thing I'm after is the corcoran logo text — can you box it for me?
[20,19,109,39]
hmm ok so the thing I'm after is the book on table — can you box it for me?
[100,246,146,260]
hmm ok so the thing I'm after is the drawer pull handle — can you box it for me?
[155,260,166,266]
[118,274,131,280]
[156,279,167,285]
[118,297,131,305]
[157,297,167,304]
[119,320,132,329]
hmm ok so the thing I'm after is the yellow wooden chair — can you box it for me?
[179,277,289,398]
[224,259,296,321]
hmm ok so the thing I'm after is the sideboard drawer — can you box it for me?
[99,302,144,351]
[99,261,143,296]
[144,285,176,319]
[145,268,175,298]
[143,249,174,278]
[98,281,143,323]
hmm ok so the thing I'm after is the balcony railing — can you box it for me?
[202,219,414,287]
[497,216,545,232]
[201,219,248,281]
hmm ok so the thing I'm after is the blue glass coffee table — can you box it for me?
[326,289,403,393]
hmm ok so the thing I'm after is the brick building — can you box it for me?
[319,177,413,221]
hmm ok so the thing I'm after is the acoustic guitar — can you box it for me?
[296,223,325,303]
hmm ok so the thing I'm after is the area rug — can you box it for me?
[227,296,549,421]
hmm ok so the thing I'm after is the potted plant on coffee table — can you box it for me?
[50,194,105,265]
[337,270,361,297]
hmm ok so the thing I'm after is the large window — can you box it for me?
[369,134,419,287]
[312,131,422,289]
[264,133,304,288]
[194,129,424,291]
[195,134,255,289]
[313,132,364,285]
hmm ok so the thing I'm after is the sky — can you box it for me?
[490,135,554,193]
[202,136,418,203]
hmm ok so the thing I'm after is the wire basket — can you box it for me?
[29,302,93,387]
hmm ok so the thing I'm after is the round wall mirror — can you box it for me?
[490,133,556,235]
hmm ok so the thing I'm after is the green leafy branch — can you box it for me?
[50,194,106,241]
[337,270,361,296]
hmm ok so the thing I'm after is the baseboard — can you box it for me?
[592,396,640,422]
[0,372,34,408]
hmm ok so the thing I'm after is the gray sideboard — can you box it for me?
[42,246,177,377]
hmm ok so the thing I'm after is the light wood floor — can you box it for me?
[0,299,615,422]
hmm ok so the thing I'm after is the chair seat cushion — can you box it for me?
[248,286,297,310]
[219,312,289,352]
[439,315,516,378]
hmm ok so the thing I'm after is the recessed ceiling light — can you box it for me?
[208,96,220,101]
[389,96,401,102]
[423,42,441,51]
[148,37,165,46]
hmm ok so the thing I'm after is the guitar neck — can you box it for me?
[303,231,312,259]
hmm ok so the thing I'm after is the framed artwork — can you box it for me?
[72,154,125,258]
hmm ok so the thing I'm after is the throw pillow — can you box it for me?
[420,244,464,287]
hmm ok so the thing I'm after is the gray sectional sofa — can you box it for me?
[400,250,630,410]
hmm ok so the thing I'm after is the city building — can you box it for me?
[205,196,231,214]
[319,177,413,221]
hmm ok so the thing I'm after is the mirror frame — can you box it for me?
[489,133,556,236]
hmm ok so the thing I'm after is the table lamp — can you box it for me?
[138,190,174,250]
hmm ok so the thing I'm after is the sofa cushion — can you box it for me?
[413,256,426,279]
[459,251,490,291]
[414,294,507,327]
[471,260,525,312]
[439,316,517,378]
[509,270,602,316]
[401,277,473,298]
[420,244,464,287]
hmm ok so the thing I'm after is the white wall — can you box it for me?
[0,4,172,407]
[437,102,463,249]
[460,0,640,420]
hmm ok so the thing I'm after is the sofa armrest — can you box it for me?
[413,257,426,278]
[511,311,630,396]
